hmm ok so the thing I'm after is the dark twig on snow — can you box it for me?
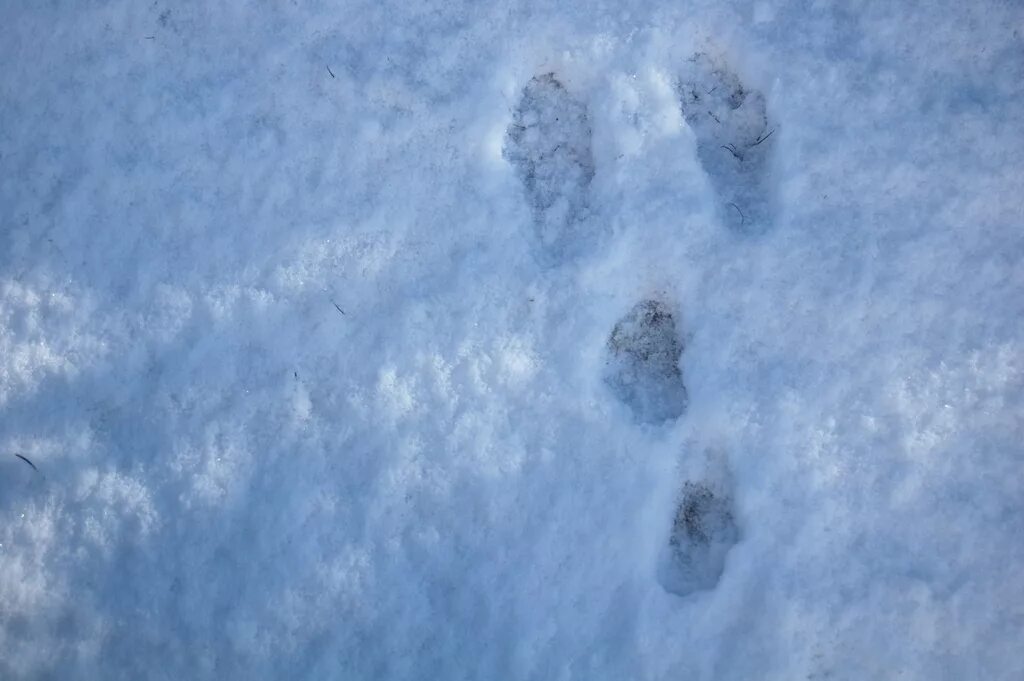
[728,202,746,226]
[751,128,775,147]
[721,143,741,160]
[326,65,335,79]
[144,36,156,40]
[708,111,721,124]
[14,454,38,473]
[331,300,346,315]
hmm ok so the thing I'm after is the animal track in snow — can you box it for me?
[659,473,739,597]
[604,299,687,424]
[504,73,595,258]
[677,53,774,233]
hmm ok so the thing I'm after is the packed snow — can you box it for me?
[1,1,1023,679]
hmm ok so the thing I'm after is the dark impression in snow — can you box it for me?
[605,299,688,424]
[660,480,739,597]
[504,73,596,259]
[677,53,775,233]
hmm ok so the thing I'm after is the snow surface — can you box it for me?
[2,1,1023,679]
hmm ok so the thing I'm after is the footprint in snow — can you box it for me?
[659,440,741,593]
[504,73,595,260]
[677,53,775,233]
[659,461,739,597]
[604,299,688,425]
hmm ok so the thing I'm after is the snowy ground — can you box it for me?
[2,1,1023,679]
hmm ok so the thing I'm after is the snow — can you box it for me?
[1,1,1023,679]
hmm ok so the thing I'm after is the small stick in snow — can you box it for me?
[720,143,741,160]
[326,65,335,78]
[708,111,721,124]
[144,36,156,40]
[331,300,346,315]
[751,128,775,147]
[14,454,38,473]
[728,202,745,226]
